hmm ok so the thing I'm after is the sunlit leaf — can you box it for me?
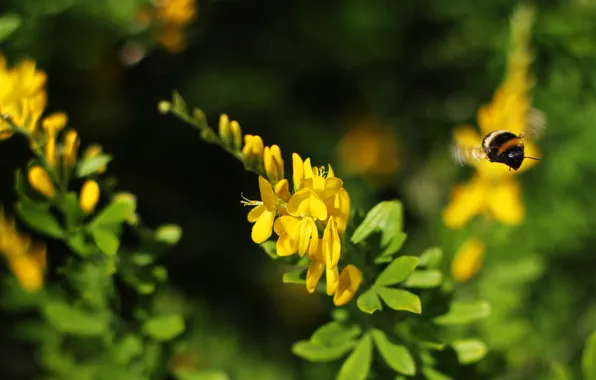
[282,269,306,285]
[418,247,443,268]
[260,240,279,260]
[15,200,64,238]
[91,228,120,256]
[403,270,443,288]
[111,334,143,365]
[76,154,112,177]
[351,200,403,244]
[582,331,596,380]
[43,302,109,336]
[422,367,454,380]
[173,369,229,380]
[376,256,420,286]
[452,339,488,364]
[67,233,97,257]
[61,192,81,228]
[143,314,185,341]
[337,333,373,380]
[292,340,356,362]
[375,232,407,263]
[371,329,416,375]
[377,287,421,314]
[89,199,135,228]
[311,321,361,346]
[155,224,182,245]
[434,301,491,325]
[0,13,21,42]
[172,91,188,115]
[357,288,383,314]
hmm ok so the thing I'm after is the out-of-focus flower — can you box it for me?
[80,180,100,214]
[141,0,198,53]
[451,237,485,282]
[0,210,46,292]
[28,166,56,198]
[443,4,537,230]
[338,123,400,186]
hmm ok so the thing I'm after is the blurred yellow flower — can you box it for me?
[452,237,485,282]
[42,112,68,167]
[63,129,80,169]
[338,123,400,185]
[443,3,538,229]
[80,180,100,214]
[0,211,46,292]
[28,166,56,198]
[152,0,198,53]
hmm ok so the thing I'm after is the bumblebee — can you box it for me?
[451,108,546,171]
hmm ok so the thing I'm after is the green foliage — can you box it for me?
[583,331,596,380]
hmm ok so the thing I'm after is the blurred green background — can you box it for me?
[1,0,596,379]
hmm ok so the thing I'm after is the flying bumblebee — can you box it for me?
[451,108,547,171]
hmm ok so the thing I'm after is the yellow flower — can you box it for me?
[242,134,264,168]
[63,129,80,169]
[452,237,485,282]
[80,180,100,214]
[0,211,46,292]
[264,144,284,184]
[246,176,289,244]
[42,112,68,167]
[155,0,197,25]
[28,166,56,198]
[333,265,363,306]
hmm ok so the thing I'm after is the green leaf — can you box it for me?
[357,288,383,314]
[452,339,488,364]
[91,228,120,256]
[143,314,185,341]
[337,333,373,380]
[376,256,420,286]
[155,224,182,245]
[89,199,135,228]
[283,269,306,285]
[377,287,421,314]
[14,169,31,201]
[172,91,188,115]
[351,200,403,244]
[173,369,229,380]
[371,329,416,375]
[434,301,491,325]
[15,200,64,238]
[582,331,596,380]
[403,270,443,288]
[292,340,356,362]
[422,367,454,380]
[311,321,362,346]
[67,233,98,257]
[260,240,279,260]
[76,154,112,177]
[418,247,443,268]
[61,192,81,228]
[131,252,156,266]
[375,232,407,263]
[111,334,143,365]
[0,13,21,42]
[43,302,109,336]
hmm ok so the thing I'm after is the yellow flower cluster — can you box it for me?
[0,211,46,292]
[153,0,198,53]
[230,116,361,306]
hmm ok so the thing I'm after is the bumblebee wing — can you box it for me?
[520,108,547,140]
[450,143,486,166]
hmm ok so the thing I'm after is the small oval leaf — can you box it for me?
[143,314,185,341]
[43,302,109,336]
[403,270,443,288]
[292,340,356,362]
[582,331,596,380]
[434,301,491,325]
[91,228,120,256]
[337,334,373,380]
[357,288,383,314]
[15,200,64,238]
[89,200,135,228]
[76,154,112,177]
[377,287,421,314]
[376,256,420,286]
[371,329,416,375]
[452,339,488,364]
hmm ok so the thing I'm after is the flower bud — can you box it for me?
[63,129,80,169]
[230,120,242,151]
[80,180,100,214]
[28,166,55,198]
[263,144,284,184]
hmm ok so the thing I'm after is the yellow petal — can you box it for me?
[333,264,363,306]
[327,163,335,178]
[8,255,43,293]
[276,234,298,256]
[292,153,304,191]
[63,129,80,169]
[303,158,313,178]
[80,180,100,214]
[325,188,351,235]
[251,210,275,244]
[287,188,327,220]
[486,179,525,224]
[28,166,56,198]
[258,176,277,210]
[452,237,485,282]
[247,204,265,223]
[306,260,324,293]
[326,265,339,295]
[453,125,482,147]
[321,177,343,200]
[274,179,290,201]
[322,217,340,270]
[273,215,299,236]
[42,112,67,133]
[297,219,316,256]
[442,175,487,229]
